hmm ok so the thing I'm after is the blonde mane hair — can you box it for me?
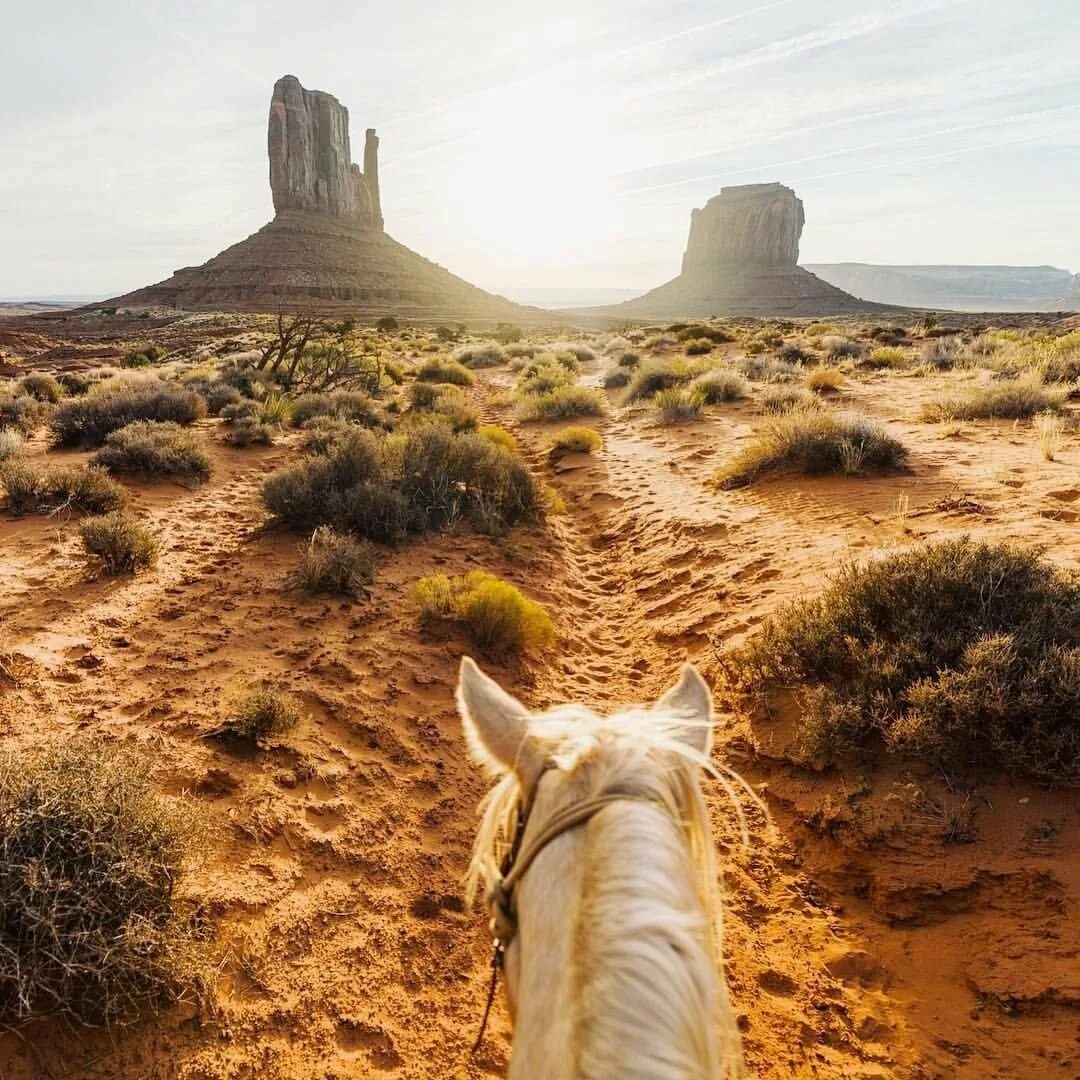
[467,699,758,1079]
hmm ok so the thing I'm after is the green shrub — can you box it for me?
[451,341,507,368]
[17,372,64,402]
[122,344,164,368]
[411,570,554,657]
[618,351,642,369]
[493,323,523,345]
[623,358,693,402]
[515,353,580,396]
[80,511,158,574]
[213,687,300,744]
[692,369,748,403]
[416,357,474,386]
[654,387,705,422]
[51,381,206,447]
[715,408,907,488]
[92,421,212,482]
[0,736,204,1024]
[375,316,399,332]
[262,423,542,542]
[516,384,606,421]
[722,538,1080,784]
[549,426,601,453]
[291,525,376,596]
[0,395,46,435]
[921,376,1065,421]
[603,369,631,389]
[1,461,127,515]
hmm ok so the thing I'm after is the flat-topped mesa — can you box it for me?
[682,183,804,274]
[268,74,382,228]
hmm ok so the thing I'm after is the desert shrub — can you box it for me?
[254,394,290,427]
[516,356,578,397]
[410,570,554,657]
[122,344,164,368]
[290,390,387,429]
[262,423,542,542]
[51,381,206,447]
[0,395,46,436]
[435,325,463,343]
[290,525,376,596]
[300,416,354,455]
[722,538,1080,784]
[407,381,443,411]
[804,322,838,338]
[806,366,845,393]
[864,346,907,369]
[56,371,92,396]
[517,384,605,421]
[920,337,961,370]
[220,399,257,424]
[92,421,212,482]
[623,358,693,402]
[715,408,907,488]
[416,357,474,386]
[676,324,736,344]
[618,351,642,368]
[214,687,300,744]
[451,341,507,368]
[643,333,677,350]
[733,356,799,384]
[226,417,278,447]
[921,376,1065,421]
[820,335,860,359]
[549,426,601,453]
[0,428,24,462]
[17,372,64,402]
[684,338,713,356]
[603,369,631,389]
[692,368,748,403]
[80,511,158,574]
[0,736,204,1024]
[655,387,704,423]
[478,424,518,453]
[375,315,399,332]
[493,323,523,344]
[1,461,126,515]
[549,341,596,363]
[200,383,243,415]
[404,384,477,432]
[778,344,812,365]
[505,342,537,359]
[759,386,820,414]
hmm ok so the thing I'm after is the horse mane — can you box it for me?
[467,702,761,1078]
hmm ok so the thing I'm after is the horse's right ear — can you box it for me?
[457,657,538,780]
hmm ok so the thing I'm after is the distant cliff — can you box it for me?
[804,263,1076,311]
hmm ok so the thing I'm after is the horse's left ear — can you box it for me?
[655,664,714,757]
[457,657,542,781]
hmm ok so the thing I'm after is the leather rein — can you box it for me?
[471,767,659,1054]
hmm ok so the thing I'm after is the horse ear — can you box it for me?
[457,657,538,778]
[654,664,714,757]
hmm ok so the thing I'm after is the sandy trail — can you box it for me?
[0,368,1077,1078]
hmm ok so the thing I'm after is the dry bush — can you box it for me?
[676,323,736,344]
[406,384,477,432]
[262,423,542,541]
[617,351,642,369]
[17,372,64,402]
[1,461,126,516]
[692,368,749,403]
[921,376,1065,421]
[0,736,205,1024]
[603,368,631,389]
[548,341,596,363]
[516,384,605,421]
[684,338,713,356]
[549,426,602,453]
[0,428,24,462]
[451,341,507,368]
[51,381,206,447]
[1034,411,1065,461]
[722,538,1080,784]
[226,417,278,446]
[505,342,537,359]
[863,346,908,369]
[920,337,961,370]
[92,421,212,482]
[654,387,704,423]
[291,525,376,596]
[820,335,860,359]
[715,407,907,488]
[478,424,518,453]
[623,357,693,402]
[213,687,300,744]
[411,570,555,657]
[758,386,820,414]
[80,511,158,574]
[515,352,580,396]
[803,321,838,338]
[733,355,800,383]
[289,390,388,429]
[300,416,354,455]
[0,395,47,435]
[806,366,845,393]
[416,357,474,386]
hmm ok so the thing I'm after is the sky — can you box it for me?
[2,0,1079,298]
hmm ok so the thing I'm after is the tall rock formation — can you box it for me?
[108,76,534,320]
[596,182,884,318]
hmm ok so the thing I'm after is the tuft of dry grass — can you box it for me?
[549,426,602,453]
[415,357,474,386]
[516,384,605,421]
[806,366,845,393]
[1,461,127,516]
[921,375,1066,421]
[864,346,908,369]
[477,424,517,452]
[92,421,212,482]
[451,341,507,368]
[80,511,158,574]
[654,386,704,423]
[1034,411,1065,461]
[212,687,301,744]
[0,735,206,1024]
[758,386,820,414]
[692,368,749,403]
[411,570,555,657]
[715,407,907,489]
[0,428,24,462]
[290,525,376,596]
[721,538,1080,784]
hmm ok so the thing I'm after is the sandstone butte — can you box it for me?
[108,76,536,321]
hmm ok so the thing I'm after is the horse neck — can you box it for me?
[506,792,723,1080]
